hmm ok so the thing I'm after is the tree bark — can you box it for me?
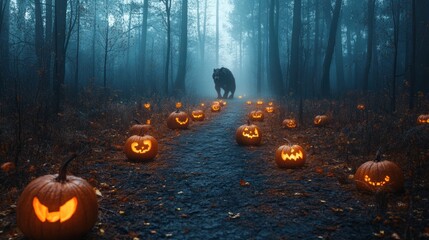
[268,0,283,96]
[0,0,10,93]
[53,0,67,113]
[216,0,219,66]
[140,0,149,92]
[162,0,172,95]
[361,0,375,92]
[289,0,301,94]
[321,0,342,97]
[174,0,188,96]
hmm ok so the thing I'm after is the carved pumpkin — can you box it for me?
[246,101,252,105]
[124,134,158,161]
[175,102,182,109]
[144,103,151,110]
[219,100,227,107]
[211,101,221,112]
[236,121,261,146]
[249,110,264,122]
[191,110,205,121]
[354,153,404,193]
[256,100,264,105]
[167,110,189,129]
[314,115,329,126]
[275,140,306,168]
[17,155,98,240]
[417,114,429,124]
[357,104,365,111]
[129,119,152,135]
[265,106,274,113]
[282,118,297,129]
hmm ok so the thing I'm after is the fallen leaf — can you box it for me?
[1,162,15,173]
[228,212,240,219]
[240,179,250,187]
[94,188,103,197]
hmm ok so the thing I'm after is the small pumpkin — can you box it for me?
[211,101,221,112]
[282,118,297,129]
[167,110,189,129]
[265,106,274,113]
[124,134,158,161]
[256,100,264,105]
[129,119,152,135]
[143,103,151,110]
[246,101,252,105]
[356,104,365,111]
[16,155,98,240]
[314,115,329,126]
[191,110,205,121]
[275,139,306,168]
[354,151,404,193]
[417,114,429,124]
[236,121,261,146]
[249,110,264,121]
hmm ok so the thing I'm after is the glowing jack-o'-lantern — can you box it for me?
[175,102,182,109]
[167,110,189,129]
[246,101,252,105]
[17,155,98,240]
[249,110,264,121]
[129,119,152,135]
[238,95,243,99]
[236,121,261,146]
[256,100,264,105]
[124,134,158,161]
[211,101,221,112]
[282,118,297,129]
[144,103,151,110]
[275,140,306,168]
[265,106,274,113]
[191,110,205,121]
[268,102,273,106]
[357,104,365,111]
[354,152,404,193]
[417,114,429,124]
[314,115,329,126]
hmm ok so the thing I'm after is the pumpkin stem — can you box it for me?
[375,147,382,162]
[283,138,292,146]
[57,153,78,183]
[134,119,141,124]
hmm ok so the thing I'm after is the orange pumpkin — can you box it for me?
[275,141,306,168]
[249,110,264,121]
[354,153,404,193]
[211,101,221,112]
[191,110,205,121]
[129,120,152,135]
[282,118,297,129]
[167,110,189,129]
[265,106,274,113]
[314,115,329,126]
[16,155,98,240]
[356,104,365,111]
[417,114,429,124]
[246,101,252,105]
[236,121,261,146]
[124,134,158,161]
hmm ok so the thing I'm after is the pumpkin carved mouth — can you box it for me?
[242,128,259,138]
[175,117,189,125]
[131,140,152,154]
[33,197,78,223]
[364,175,390,187]
[281,149,303,161]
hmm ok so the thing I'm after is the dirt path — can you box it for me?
[95,100,380,239]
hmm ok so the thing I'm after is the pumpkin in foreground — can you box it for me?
[16,155,98,240]
[354,153,404,193]
[124,134,158,161]
[236,121,261,146]
[275,140,306,168]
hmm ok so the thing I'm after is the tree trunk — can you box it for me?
[362,0,375,92]
[0,0,10,93]
[140,0,149,92]
[163,0,171,95]
[196,0,207,64]
[390,0,399,113]
[53,0,67,113]
[91,0,97,87]
[103,0,109,88]
[256,0,262,95]
[310,0,320,97]
[216,0,219,66]
[409,0,416,110]
[335,15,345,94]
[321,0,342,97]
[268,0,283,96]
[74,0,81,96]
[174,0,188,96]
[289,0,301,95]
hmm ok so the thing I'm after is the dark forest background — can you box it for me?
[0,0,428,113]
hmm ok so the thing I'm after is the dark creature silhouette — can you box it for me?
[212,67,236,99]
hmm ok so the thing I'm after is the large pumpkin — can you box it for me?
[16,155,98,240]
[354,154,404,193]
[124,134,158,161]
[167,110,189,129]
[249,110,264,122]
[236,121,261,146]
[191,110,205,121]
[275,142,306,168]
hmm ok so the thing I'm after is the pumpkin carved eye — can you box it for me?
[33,197,78,223]
[130,140,152,154]
[275,140,306,168]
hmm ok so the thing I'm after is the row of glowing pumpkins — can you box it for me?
[13,101,421,240]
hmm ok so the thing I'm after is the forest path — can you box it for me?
[98,100,375,239]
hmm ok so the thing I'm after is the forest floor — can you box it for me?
[1,97,429,239]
